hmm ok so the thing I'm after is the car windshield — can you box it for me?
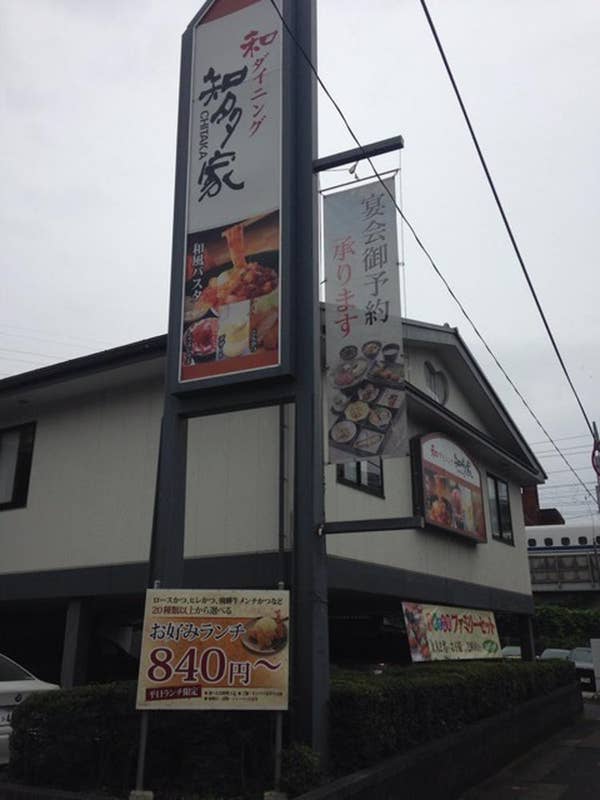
[571,649,593,663]
[0,654,34,681]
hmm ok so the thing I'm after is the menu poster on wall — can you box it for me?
[179,0,283,384]
[413,433,487,543]
[136,589,290,711]
[402,602,501,662]
[323,177,407,463]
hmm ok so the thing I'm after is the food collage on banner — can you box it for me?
[324,176,408,462]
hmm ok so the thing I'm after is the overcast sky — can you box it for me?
[1,0,599,522]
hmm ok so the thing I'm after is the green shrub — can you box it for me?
[281,743,322,797]
[533,605,600,651]
[8,660,575,797]
[329,660,575,773]
[9,681,272,798]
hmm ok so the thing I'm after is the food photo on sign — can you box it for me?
[181,210,280,380]
[323,175,409,463]
[136,589,290,711]
[413,434,487,542]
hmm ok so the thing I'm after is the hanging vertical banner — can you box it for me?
[324,178,407,463]
[179,0,283,384]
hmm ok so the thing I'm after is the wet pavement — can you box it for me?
[460,698,600,799]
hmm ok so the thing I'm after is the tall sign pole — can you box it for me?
[148,0,329,758]
[288,0,330,753]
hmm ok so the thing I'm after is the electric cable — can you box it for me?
[268,0,596,505]
[419,0,595,440]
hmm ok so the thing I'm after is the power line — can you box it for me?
[269,0,596,506]
[419,0,595,441]
[530,434,590,446]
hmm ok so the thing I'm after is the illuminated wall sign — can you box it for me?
[179,0,283,385]
[136,588,290,710]
[323,177,407,463]
[412,433,487,542]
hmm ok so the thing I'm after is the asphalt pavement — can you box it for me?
[460,697,600,799]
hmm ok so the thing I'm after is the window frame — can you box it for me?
[0,422,36,511]
[486,473,514,546]
[336,458,385,499]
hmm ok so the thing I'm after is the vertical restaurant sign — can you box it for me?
[323,178,407,463]
[418,434,486,542]
[402,601,501,662]
[180,0,282,384]
[136,589,289,711]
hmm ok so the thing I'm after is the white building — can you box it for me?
[0,319,544,685]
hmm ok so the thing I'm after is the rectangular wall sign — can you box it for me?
[323,177,407,463]
[402,601,501,662]
[416,433,487,542]
[136,588,290,710]
[179,0,283,384]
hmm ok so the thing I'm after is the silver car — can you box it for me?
[0,653,59,765]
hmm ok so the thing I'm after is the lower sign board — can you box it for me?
[402,601,501,662]
[136,589,289,710]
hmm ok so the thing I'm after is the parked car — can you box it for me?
[501,645,521,659]
[567,647,596,691]
[0,653,59,765]
[539,648,571,661]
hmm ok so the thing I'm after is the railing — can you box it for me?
[529,552,600,587]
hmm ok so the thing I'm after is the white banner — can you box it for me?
[323,178,407,463]
[180,0,282,384]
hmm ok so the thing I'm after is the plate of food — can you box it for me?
[330,391,350,414]
[331,358,369,390]
[361,340,381,359]
[330,420,357,445]
[345,400,370,423]
[241,612,288,655]
[369,362,405,385]
[353,429,384,455]
[368,406,392,430]
[357,382,379,403]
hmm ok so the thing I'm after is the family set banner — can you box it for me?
[323,178,408,464]
[179,0,282,383]
[136,589,290,711]
[402,601,501,662]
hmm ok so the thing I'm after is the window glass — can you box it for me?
[0,653,33,681]
[528,538,536,547]
[0,423,36,511]
[596,536,600,545]
[544,537,553,546]
[578,536,588,545]
[561,537,570,546]
[487,477,500,536]
[0,430,20,504]
[337,459,383,497]
[487,475,513,544]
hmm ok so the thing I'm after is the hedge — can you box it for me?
[9,661,576,799]
[328,660,576,773]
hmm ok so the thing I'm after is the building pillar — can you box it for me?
[519,614,536,661]
[60,599,91,688]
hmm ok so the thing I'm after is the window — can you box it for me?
[544,537,553,546]
[0,422,36,511]
[596,536,600,546]
[424,361,449,405]
[579,536,588,545]
[337,459,384,497]
[528,538,537,547]
[561,537,570,546]
[487,474,513,545]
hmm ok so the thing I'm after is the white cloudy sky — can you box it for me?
[1,0,599,522]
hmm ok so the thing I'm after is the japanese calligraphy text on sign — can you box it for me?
[323,177,407,464]
[180,0,283,384]
[136,589,290,710]
[402,601,501,662]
